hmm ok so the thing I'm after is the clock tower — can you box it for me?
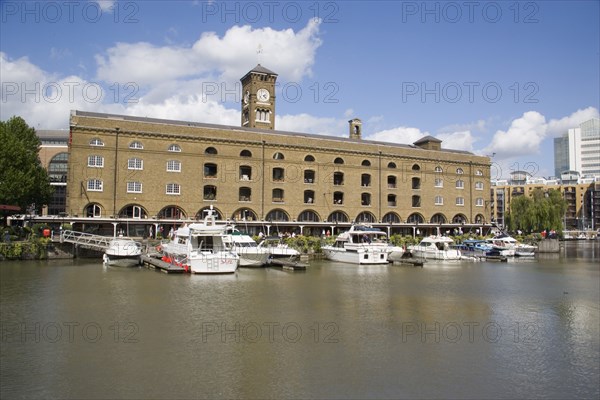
[240,64,278,130]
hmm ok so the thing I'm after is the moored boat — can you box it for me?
[160,209,239,274]
[256,236,300,260]
[103,237,142,267]
[409,236,461,260]
[222,227,270,267]
[322,224,390,264]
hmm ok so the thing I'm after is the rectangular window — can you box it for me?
[167,160,181,172]
[456,197,464,206]
[166,183,180,195]
[87,155,104,167]
[127,182,142,193]
[476,198,484,207]
[435,178,443,188]
[128,158,143,170]
[435,196,444,205]
[87,179,103,191]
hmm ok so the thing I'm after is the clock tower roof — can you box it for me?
[241,64,278,81]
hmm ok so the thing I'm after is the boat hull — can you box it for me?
[410,247,462,260]
[322,247,389,264]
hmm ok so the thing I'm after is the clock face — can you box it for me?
[257,88,270,102]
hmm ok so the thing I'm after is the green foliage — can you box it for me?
[509,189,567,233]
[0,116,53,211]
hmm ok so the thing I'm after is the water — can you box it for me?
[1,241,599,399]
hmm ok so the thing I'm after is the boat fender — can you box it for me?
[156,245,162,252]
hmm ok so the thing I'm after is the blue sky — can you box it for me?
[1,0,599,178]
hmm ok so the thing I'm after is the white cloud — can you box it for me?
[95,19,322,86]
[546,107,599,137]
[95,1,116,12]
[436,130,477,152]
[482,111,547,158]
[368,126,429,144]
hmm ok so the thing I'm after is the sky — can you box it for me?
[1,0,599,179]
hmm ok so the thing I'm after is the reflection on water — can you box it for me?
[1,241,599,399]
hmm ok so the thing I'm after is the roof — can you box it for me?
[240,64,278,81]
[413,135,442,145]
[71,110,478,156]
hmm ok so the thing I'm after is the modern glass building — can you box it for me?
[554,118,600,178]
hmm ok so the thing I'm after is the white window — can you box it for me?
[87,179,103,191]
[129,141,143,149]
[456,179,464,189]
[128,158,143,170]
[435,178,444,188]
[89,138,104,146]
[475,169,483,176]
[166,183,180,195]
[456,197,464,206]
[168,144,181,152]
[456,168,464,174]
[87,155,104,167]
[476,198,484,207]
[434,166,443,173]
[167,160,181,172]
[475,181,484,190]
[127,181,142,193]
[435,195,444,205]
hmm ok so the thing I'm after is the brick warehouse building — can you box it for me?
[66,65,491,237]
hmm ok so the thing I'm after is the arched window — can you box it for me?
[475,169,483,176]
[89,138,104,146]
[456,197,465,206]
[334,157,344,164]
[233,208,257,221]
[266,209,289,222]
[435,195,444,205]
[205,147,218,155]
[129,141,143,149]
[456,180,464,189]
[195,207,223,220]
[168,144,181,152]
[327,211,349,223]
[240,150,252,157]
[407,213,424,224]
[476,198,484,207]
[430,213,447,224]
[382,212,401,223]
[412,164,420,171]
[475,214,485,223]
[298,210,320,222]
[475,181,484,190]
[456,167,464,174]
[84,203,102,218]
[157,206,185,219]
[452,214,468,224]
[356,212,376,223]
[48,152,68,183]
[435,178,443,188]
[304,155,315,162]
[361,160,371,167]
[387,162,397,169]
[434,166,443,173]
[120,204,148,219]
[273,152,285,160]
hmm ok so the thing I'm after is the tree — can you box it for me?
[0,116,53,212]
[509,189,567,233]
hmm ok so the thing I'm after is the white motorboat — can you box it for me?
[160,208,239,274]
[322,224,390,264]
[256,236,300,260]
[485,233,537,257]
[514,243,537,257]
[103,237,142,267]
[222,227,270,267]
[409,236,461,260]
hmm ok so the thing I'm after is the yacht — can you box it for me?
[160,209,239,274]
[256,236,301,260]
[322,224,390,264]
[103,236,142,267]
[485,233,537,257]
[452,239,502,258]
[409,236,461,260]
[222,227,270,267]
